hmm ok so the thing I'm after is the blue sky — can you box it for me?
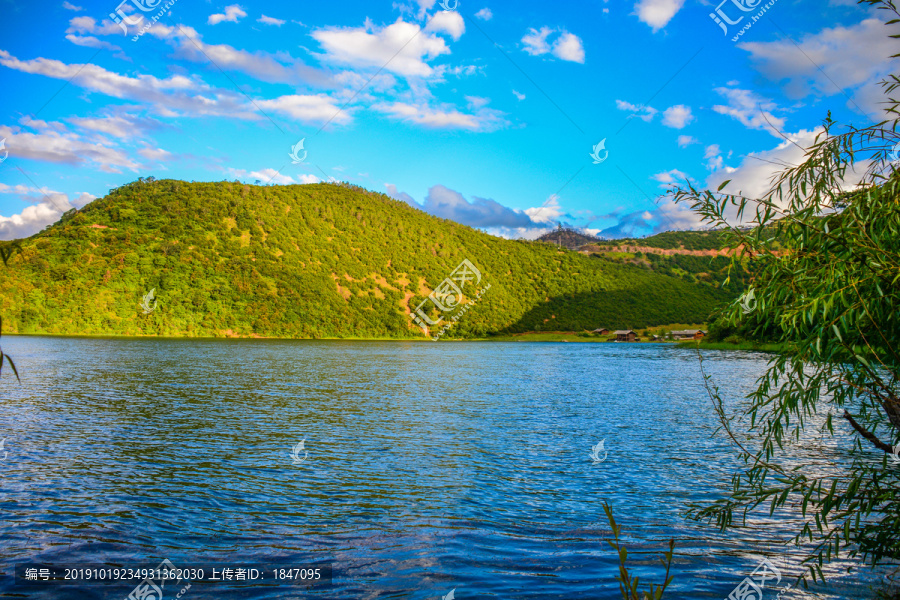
[0,0,894,240]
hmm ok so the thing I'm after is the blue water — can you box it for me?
[0,337,883,599]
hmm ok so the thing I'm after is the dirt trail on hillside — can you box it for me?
[580,244,747,257]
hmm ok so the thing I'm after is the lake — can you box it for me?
[0,337,881,599]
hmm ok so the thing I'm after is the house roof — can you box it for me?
[672,329,705,335]
[613,330,635,335]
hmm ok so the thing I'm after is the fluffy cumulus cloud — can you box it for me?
[521,28,585,63]
[739,18,900,116]
[677,135,697,147]
[0,184,96,240]
[552,32,585,63]
[208,5,247,25]
[706,129,827,203]
[425,11,465,41]
[312,18,453,78]
[634,0,685,32]
[524,194,564,225]
[475,8,493,20]
[662,104,693,129]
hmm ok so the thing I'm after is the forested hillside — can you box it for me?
[0,179,735,338]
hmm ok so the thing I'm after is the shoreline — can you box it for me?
[2,331,786,352]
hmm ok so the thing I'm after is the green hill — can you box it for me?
[0,179,736,339]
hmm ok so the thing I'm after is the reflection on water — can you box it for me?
[0,337,882,599]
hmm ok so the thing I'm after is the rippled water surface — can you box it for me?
[0,337,884,599]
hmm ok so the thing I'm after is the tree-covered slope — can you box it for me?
[0,179,734,338]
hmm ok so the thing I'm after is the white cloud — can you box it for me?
[634,0,685,32]
[513,90,526,101]
[0,49,248,119]
[138,147,173,162]
[525,194,564,224]
[374,99,507,131]
[616,99,657,122]
[475,8,493,20]
[228,167,312,185]
[0,123,139,172]
[677,135,697,147]
[425,11,465,41]
[387,184,543,229]
[68,115,142,139]
[552,32,585,63]
[652,168,691,187]
[62,1,83,10]
[712,87,786,136]
[208,5,247,25]
[0,184,96,240]
[522,27,553,56]
[662,104,693,129]
[68,18,332,87]
[64,34,123,55]
[0,50,343,126]
[739,18,900,116]
[521,28,584,63]
[706,129,825,204]
[65,15,126,37]
[312,18,451,78]
[256,94,350,125]
[704,144,723,171]
[257,15,285,26]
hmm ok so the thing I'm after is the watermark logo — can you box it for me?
[110,0,162,34]
[0,438,7,461]
[438,0,459,11]
[710,0,777,41]
[727,557,782,600]
[289,139,307,164]
[441,589,456,600]
[110,0,180,41]
[125,558,190,600]
[140,288,158,314]
[589,440,607,464]
[409,259,490,341]
[290,439,308,465]
[889,141,900,165]
[590,139,609,164]
[0,138,7,164]
[739,287,758,315]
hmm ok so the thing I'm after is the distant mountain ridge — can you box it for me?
[536,227,603,250]
[0,179,735,338]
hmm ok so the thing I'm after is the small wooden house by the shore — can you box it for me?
[672,329,707,340]
[612,330,637,342]
[593,328,611,335]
